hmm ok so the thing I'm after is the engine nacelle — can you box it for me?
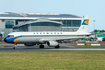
[24,43,34,46]
[47,41,59,47]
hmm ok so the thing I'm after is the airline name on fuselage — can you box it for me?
[33,32,63,35]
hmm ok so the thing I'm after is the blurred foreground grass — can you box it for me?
[0,51,105,70]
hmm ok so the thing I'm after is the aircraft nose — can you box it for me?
[4,38,7,42]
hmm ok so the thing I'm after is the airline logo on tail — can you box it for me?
[77,16,89,32]
[82,19,89,25]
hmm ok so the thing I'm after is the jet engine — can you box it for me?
[47,41,59,47]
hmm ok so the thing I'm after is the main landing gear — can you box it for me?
[39,45,44,48]
[39,44,60,49]
[13,44,17,49]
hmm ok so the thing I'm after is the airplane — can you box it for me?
[4,16,91,49]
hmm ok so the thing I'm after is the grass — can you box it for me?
[0,51,105,70]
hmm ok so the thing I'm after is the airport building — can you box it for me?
[0,12,83,39]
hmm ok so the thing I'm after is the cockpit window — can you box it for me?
[7,35,14,38]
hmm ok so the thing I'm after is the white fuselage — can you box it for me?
[4,31,90,44]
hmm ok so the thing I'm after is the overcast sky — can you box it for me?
[0,0,105,32]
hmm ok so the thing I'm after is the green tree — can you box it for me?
[100,30,105,32]
[94,29,98,32]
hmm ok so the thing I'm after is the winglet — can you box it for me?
[77,16,89,32]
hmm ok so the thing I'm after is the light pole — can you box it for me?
[93,20,95,31]
[83,16,84,21]
[93,20,96,41]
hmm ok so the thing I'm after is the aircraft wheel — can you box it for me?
[13,47,16,49]
[39,45,44,48]
[55,45,59,48]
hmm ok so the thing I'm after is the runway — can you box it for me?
[1,45,105,52]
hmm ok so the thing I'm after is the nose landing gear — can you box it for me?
[13,44,17,49]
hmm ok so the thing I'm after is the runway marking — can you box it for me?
[45,49,105,51]
[1,47,105,52]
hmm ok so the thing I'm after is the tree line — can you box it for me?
[94,29,105,32]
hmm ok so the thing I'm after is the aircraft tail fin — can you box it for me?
[96,30,100,34]
[77,16,89,32]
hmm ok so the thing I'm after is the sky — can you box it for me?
[0,0,105,32]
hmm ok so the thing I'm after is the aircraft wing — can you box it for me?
[42,37,88,42]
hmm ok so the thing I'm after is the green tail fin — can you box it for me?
[97,30,100,34]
